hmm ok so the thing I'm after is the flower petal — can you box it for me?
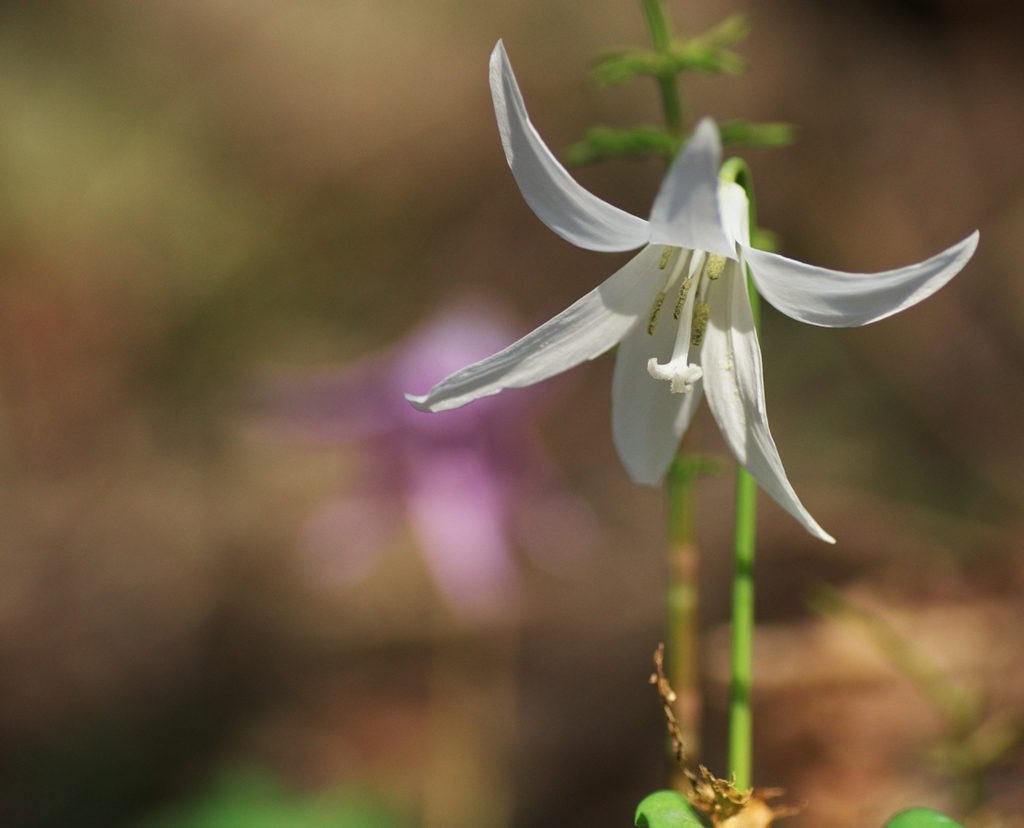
[744,231,979,328]
[490,41,650,252]
[702,260,835,543]
[717,181,751,248]
[407,245,664,412]
[648,118,736,258]
[611,306,703,486]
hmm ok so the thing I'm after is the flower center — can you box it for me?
[646,250,724,394]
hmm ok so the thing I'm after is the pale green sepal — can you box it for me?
[634,790,703,828]
[882,807,965,828]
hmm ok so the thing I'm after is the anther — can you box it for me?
[673,277,693,320]
[648,291,667,335]
[690,301,710,346]
[706,254,727,280]
[659,247,676,270]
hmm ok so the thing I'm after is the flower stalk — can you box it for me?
[729,463,758,790]
[665,452,707,780]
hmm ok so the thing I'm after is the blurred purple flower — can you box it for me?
[253,303,594,623]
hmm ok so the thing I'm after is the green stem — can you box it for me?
[665,451,703,785]
[728,467,757,790]
[641,0,686,136]
[719,156,760,791]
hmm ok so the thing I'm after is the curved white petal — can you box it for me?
[489,41,650,252]
[648,118,735,258]
[702,261,835,543]
[744,231,978,328]
[612,309,703,485]
[408,246,664,412]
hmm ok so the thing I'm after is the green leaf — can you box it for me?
[134,766,407,828]
[670,14,750,76]
[687,14,750,51]
[635,790,703,828]
[562,126,679,166]
[592,14,750,86]
[882,807,966,828]
[719,120,795,149]
[593,49,670,87]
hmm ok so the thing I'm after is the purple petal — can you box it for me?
[405,445,519,623]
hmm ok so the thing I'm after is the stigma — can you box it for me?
[647,358,703,394]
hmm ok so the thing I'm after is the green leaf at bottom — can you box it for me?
[635,790,703,828]
[883,808,965,828]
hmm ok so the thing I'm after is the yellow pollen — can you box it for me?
[648,291,667,335]
[706,254,727,280]
[690,301,710,346]
[673,277,693,319]
[659,247,676,269]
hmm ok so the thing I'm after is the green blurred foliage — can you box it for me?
[135,768,408,828]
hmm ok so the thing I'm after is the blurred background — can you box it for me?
[0,0,1022,826]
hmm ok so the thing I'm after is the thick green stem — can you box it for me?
[641,0,686,136]
[665,451,703,785]
[719,156,761,790]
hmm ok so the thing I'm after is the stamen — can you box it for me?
[647,291,667,335]
[690,301,710,346]
[706,254,727,280]
[659,246,676,270]
[673,277,693,319]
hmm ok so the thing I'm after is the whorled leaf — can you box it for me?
[562,120,794,168]
[562,125,679,166]
[683,13,751,52]
[594,49,674,86]
[593,14,750,86]
[719,120,795,149]
[593,44,744,86]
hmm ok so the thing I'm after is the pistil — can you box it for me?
[647,250,704,394]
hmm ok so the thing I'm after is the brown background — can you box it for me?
[0,1,1022,827]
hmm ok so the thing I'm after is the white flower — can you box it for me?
[407,41,978,544]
